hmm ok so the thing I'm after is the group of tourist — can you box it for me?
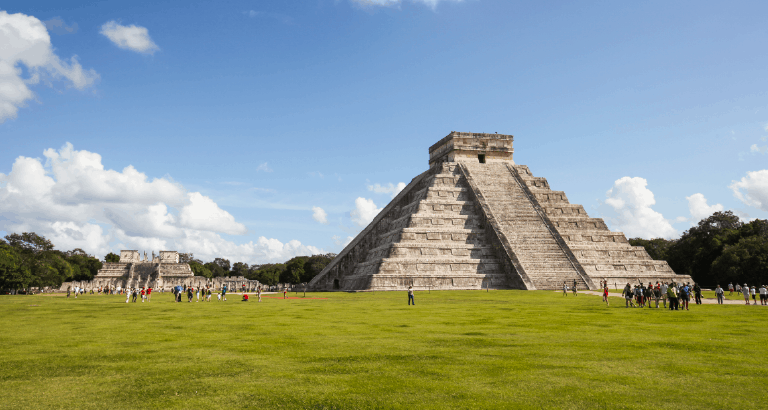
[122,287,152,303]
[561,280,579,296]
[65,286,85,298]
[726,283,768,305]
[618,281,702,310]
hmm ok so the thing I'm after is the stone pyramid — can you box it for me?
[309,132,691,291]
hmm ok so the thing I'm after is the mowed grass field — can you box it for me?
[1,290,766,409]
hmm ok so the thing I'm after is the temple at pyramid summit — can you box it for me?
[309,131,692,291]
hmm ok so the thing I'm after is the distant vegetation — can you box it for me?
[0,231,336,292]
[630,211,768,286]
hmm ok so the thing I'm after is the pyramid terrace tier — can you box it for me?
[366,242,498,260]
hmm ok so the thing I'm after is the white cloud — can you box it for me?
[686,193,724,221]
[0,143,320,263]
[603,177,677,239]
[100,21,159,54]
[368,182,406,198]
[352,0,463,9]
[312,206,328,224]
[750,144,768,154]
[730,170,768,212]
[350,197,382,227]
[256,162,273,173]
[0,11,98,123]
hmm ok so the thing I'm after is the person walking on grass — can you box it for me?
[654,282,662,308]
[207,287,212,302]
[750,286,757,305]
[715,285,724,305]
[736,283,742,295]
[572,280,577,296]
[125,288,131,303]
[408,285,415,305]
[603,284,609,307]
[187,286,194,302]
[760,285,767,306]
[743,283,750,305]
[196,287,200,302]
[694,283,702,305]
[147,287,152,303]
[680,283,690,311]
[257,285,262,302]
[67,286,71,298]
[728,282,734,296]
[222,284,227,301]
[563,281,568,296]
[622,283,634,308]
[140,287,146,303]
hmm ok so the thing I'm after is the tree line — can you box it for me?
[629,211,768,286]
[185,253,336,286]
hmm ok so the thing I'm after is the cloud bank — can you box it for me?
[0,143,320,263]
[0,11,98,123]
[730,170,768,212]
[603,177,677,239]
[686,193,723,221]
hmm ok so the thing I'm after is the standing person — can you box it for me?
[67,286,71,298]
[196,287,200,302]
[736,283,742,295]
[147,287,152,302]
[222,284,227,301]
[572,280,577,296]
[408,285,415,305]
[622,283,634,308]
[132,288,138,303]
[743,283,750,305]
[257,285,262,302]
[750,286,757,305]
[125,288,131,303]
[760,285,767,306]
[693,283,702,305]
[563,281,568,296]
[660,282,668,309]
[207,286,212,301]
[654,283,661,308]
[187,286,194,302]
[140,287,146,303]
[603,284,609,307]
[728,282,734,296]
[668,283,678,311]
[283,288,287,299]
[679,283,689,311]
[715,285,724,305]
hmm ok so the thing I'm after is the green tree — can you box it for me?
[711,235,768,285]
[189,261,213,279]
[105,252,120,263]
[0,242,32,291]
[282,257,306,284]
[232,262,249,277]
[204,262,226,278]
[628,238,674,261]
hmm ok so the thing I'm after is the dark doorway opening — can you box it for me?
[333,279,340,290]
[478,154,486,164]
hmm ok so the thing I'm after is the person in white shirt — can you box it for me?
[660,282,668,308]
[736,284,742,295]
[750,286,757,305]
[743,283,750,304]
[728,283,734,295]
[125,288,131,303]
[715,285,724,305]
[759,285,767,306]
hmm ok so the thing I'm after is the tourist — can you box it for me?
[222,284,227,301]
[750,286,757,305]
[660,282,668,308]
[257,285,262,302]
[283,288,287,299]
[743,283,750,305]
[693,283,702,305]
[408,285,415,305]
[563,281,568,296]
[196,287,200,302]
[622,283,634,308]
[667,283,678,311]
[679,283,689,311]
[572,280,577,296]
[187,286,194,302]
[147,287,152,302]
[140,287,146,302]
[715,285,724,305]
[217,292,222,301]
[602,284,609,307]
[125,288,131,303]
[242,293,249,302]
[728,282,734,296]
[133,288,139,303]
[760,285,767,306]
[654,282,661,308]
[67,286,71,298]
[206,287,212,302]
[736,283,742,295]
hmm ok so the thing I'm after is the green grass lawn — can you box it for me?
[1,290,765,409]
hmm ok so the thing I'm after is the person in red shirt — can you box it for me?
[602,284,609,306]
[283,289,287,299]
[242,293,249,302]
[140,287,146,303]
[146,287,152,302]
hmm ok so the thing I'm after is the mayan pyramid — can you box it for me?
[309,132,691,291]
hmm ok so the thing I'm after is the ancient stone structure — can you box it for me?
[309,131,691,291]
[61,250,260,291]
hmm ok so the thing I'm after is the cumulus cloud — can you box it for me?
[0,11,98,123]
[730,170,768,212]
[312,206,329,224]
[603,177,677,239]
[100,21,159,54]
[368,182,406,198]
[350,197,382,227]
[0,143,319,263]
[686,193,724,221]
[352,0,463,8]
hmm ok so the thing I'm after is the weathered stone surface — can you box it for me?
[309,131,692,291]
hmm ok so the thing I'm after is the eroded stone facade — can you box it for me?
[309,131,692,291]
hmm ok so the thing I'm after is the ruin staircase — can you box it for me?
[459,162,593,290]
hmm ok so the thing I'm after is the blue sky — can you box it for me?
[1,0,767,263]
